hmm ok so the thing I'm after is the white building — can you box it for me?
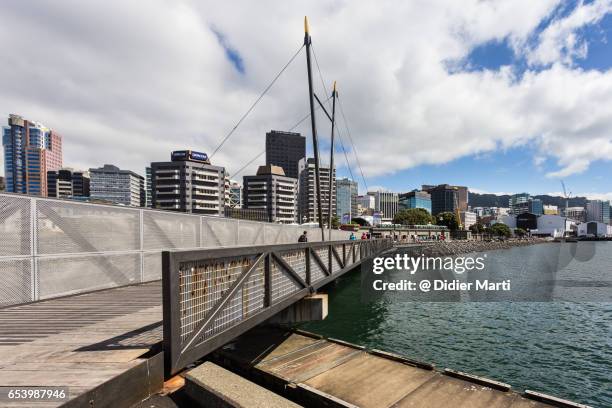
[577,221,612,238]
[357,194,375,214]
[534,215,574,238]
[460,211,477,229]
[90,164,144,207]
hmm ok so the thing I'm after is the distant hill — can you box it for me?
[469,192,587,208]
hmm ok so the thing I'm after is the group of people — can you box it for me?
[349,232,370,240]
[297,230,371,242]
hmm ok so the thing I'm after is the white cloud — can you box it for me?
[0,0,611,190]
[526,0,612,66]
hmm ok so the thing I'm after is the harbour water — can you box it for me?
[301,242,612,407]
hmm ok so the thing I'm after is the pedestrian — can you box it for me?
[298,230,308,242]
[349,232,356,240]
[361,232,367,240]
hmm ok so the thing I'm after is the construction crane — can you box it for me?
[561,180,572,214]
[454,187,463,230]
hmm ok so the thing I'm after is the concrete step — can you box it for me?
[184,361,302,408]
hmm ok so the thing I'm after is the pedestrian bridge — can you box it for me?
[0,192,394,406]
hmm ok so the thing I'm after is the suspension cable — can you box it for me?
[230,97,331,179]
[311,44,357,185]
[337,94,368,192]
[210,44,305,159]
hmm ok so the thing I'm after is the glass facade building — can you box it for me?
[399,190,432,213]
[3,114,63,196]
[336,178,358,219]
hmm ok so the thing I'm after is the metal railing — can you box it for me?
[161,238,393,375]
[0,192,351,307]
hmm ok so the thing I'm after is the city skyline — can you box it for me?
[1,1,611,199]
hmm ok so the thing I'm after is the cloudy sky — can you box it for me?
[1,0,611,199]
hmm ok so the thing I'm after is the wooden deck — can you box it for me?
[213,327,570,408]
[0,282,163,407]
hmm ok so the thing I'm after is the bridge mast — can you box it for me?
[328,81,337,240]
[304,16,325,241]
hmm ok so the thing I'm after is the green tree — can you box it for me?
[331,215,340,229]
[469,223,485,234]
[514,227,526,237]
[490,223,511,237]
[435,212,459,231]
[393,208,432,225]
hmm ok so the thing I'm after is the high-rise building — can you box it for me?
[603,201,610,225]
[299,158,335,224]
[373,191,399,222]
[336,178,358,220]
[145,167,153,208]
[151,150,226,215]
[422,184,468,211]
[90,164,144,207]
[2,114,63,196]
[529,198,543,216]
[399,190,432,213]
[586,200,604,223]
[47,169,90,199]
[423,184,460,215]
[243,165,297,224]
[508,193,531,215]
[265,130,306,180]
[357,194,375,214]
[227,179,242,208]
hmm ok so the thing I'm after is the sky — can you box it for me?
[1,0,611,200]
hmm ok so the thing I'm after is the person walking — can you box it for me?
[361,232,367,240]
[298,231,308,242]
[349,232,356,240]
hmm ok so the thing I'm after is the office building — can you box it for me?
[603,201,610,225]
[2,114,63,196]
[529,198,543,216]
[565,206,586,222]
[586,200,610,224]
[460,211,477,229]
[422,184,468,211]
[423,184,460,215]
[399,190,432,213]
[508,193,531,214]
[47,169,90,199]
[90,164,144,207]
[336,178,358,220]
[265,130,306,180]
[243,165,297,223]
[151,150,226,215]
[227,179,242,208]
[373,191,399,223]
[299,158,335,224]
[357,194,375,215]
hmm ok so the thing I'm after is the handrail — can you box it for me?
[162,238,392,376]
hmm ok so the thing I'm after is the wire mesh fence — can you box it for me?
[0,193,351,307]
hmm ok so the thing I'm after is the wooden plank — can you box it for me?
[259,342,361,383]
[391,374,517,408]
[304,352,436,408]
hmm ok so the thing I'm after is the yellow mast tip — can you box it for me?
[304,16,309,34]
